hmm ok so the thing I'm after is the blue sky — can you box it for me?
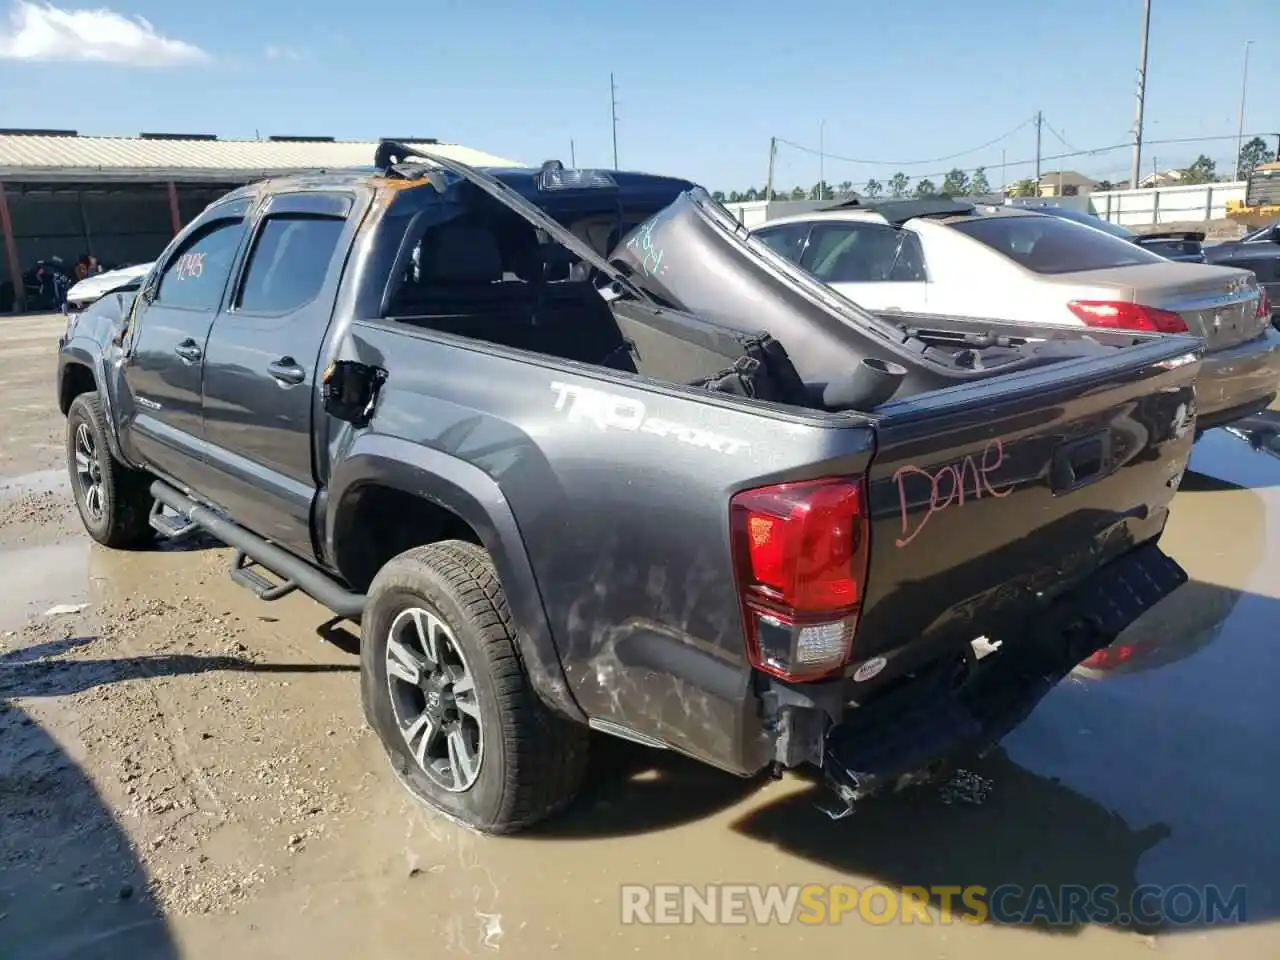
[0,0,1275,192]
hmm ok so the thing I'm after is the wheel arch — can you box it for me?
[327,434,584,723]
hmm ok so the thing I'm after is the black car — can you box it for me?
[1203,222,1280,322]
[1026,205,1207,263]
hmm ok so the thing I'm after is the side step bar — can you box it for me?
[149,480,366,621]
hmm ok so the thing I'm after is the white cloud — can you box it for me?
[264,43,300,61]
[0,1,210,66]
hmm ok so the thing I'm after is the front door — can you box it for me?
[119,202,250,488]
[199,191,358,555]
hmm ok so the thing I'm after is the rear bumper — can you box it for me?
[792,542,1187,803]
[1195,328,1280,429]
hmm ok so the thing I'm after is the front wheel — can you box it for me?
[65,393,155,548]
[360,540,588,834]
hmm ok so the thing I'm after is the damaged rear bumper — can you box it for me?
[770,542,1187,810]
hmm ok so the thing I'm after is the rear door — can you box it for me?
[199,190,362,555]
[119,200,251,487]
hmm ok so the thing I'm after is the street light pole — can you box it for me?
[1234,40,1254,181]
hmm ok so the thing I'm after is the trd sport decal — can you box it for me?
[550,382,750,455]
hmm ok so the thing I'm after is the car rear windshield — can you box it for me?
[951,215,1166,274]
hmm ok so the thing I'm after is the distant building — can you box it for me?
[1037,170,1100,197]
[1138,169,1186,188]
[0,129,517,312]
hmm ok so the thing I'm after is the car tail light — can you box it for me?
[1080,641,1139,670]
[730,477,870,681]
[1067,300,1188,334]
[1257,288,1271,320]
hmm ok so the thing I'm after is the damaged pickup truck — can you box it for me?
[58,143,1201,834]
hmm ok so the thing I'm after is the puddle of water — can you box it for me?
[0,467,69,499]
[0,539,91,633]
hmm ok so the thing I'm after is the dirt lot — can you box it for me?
[2,313,1278,959]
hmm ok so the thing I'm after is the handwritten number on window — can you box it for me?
[174,252,206,281]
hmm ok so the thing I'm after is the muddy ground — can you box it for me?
[1,313,1277,959]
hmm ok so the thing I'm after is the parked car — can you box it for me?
[64,261,154,312]
[59,145,1200,834]
[1202,221,1280,325]
[1014,204,1207,263]
[748,199,1277,431]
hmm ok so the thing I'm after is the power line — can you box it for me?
[1041,116,1087,155]
[774,115,1036,167]
[770,131,1278,185]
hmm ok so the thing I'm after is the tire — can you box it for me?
[66,393,155,549]
[360,540,589,834]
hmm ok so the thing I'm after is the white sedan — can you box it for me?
[750,199,1279,430]
[65,261,154,311]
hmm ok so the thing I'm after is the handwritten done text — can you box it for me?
[893,438,1014,548]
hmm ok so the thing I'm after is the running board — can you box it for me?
[148,499,199,541]
[149,480,365,621]
[229,550,299,601]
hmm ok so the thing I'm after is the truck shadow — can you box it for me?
[0,635,357,700]
[730,748,1182,936]
[0,701,179,960]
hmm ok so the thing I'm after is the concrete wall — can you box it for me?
[1084,181,1246,227]
[719,198,834,229]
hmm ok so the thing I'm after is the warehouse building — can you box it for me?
[0,130,518,313]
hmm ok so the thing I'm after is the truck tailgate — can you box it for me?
[850,334,1202,681]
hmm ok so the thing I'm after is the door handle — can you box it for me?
[267,357,306,386]
[174,339,202,363]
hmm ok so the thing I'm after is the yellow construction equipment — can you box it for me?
[1227,161,1280,229]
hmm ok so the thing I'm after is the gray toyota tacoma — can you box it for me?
[57,144,1202,834]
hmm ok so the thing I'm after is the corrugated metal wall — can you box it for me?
[1,182,237,290]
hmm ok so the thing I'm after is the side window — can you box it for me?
[154,220,246,311]
[802,223,927,283]
[236,214,347,314]
[754,223,809,263]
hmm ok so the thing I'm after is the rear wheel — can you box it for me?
[65,393,155,548]
[360,540,588,834]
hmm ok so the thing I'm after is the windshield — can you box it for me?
[1040,207,1134,239]
[952,214,1166,274]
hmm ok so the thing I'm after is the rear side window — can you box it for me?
[236,214,346,313]
[753,223,810,262]
[802,222,927,283]
[952,215,1164,274]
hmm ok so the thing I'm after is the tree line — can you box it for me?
[713,137,1278,204]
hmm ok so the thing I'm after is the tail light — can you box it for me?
[1257,288,1271,320]
[1067,300,1188,334]
[730,477,870,681]
[1080,641,1139,670]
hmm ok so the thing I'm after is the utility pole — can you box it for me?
[1034,111,1043,184]
[1234,40,1254,181]
[1001,148,1007,193]
[766,137,777,201]
[1130,0,1151,189]
[570,139,576,167]
[819,120,826,200]
[609,73,619,169]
